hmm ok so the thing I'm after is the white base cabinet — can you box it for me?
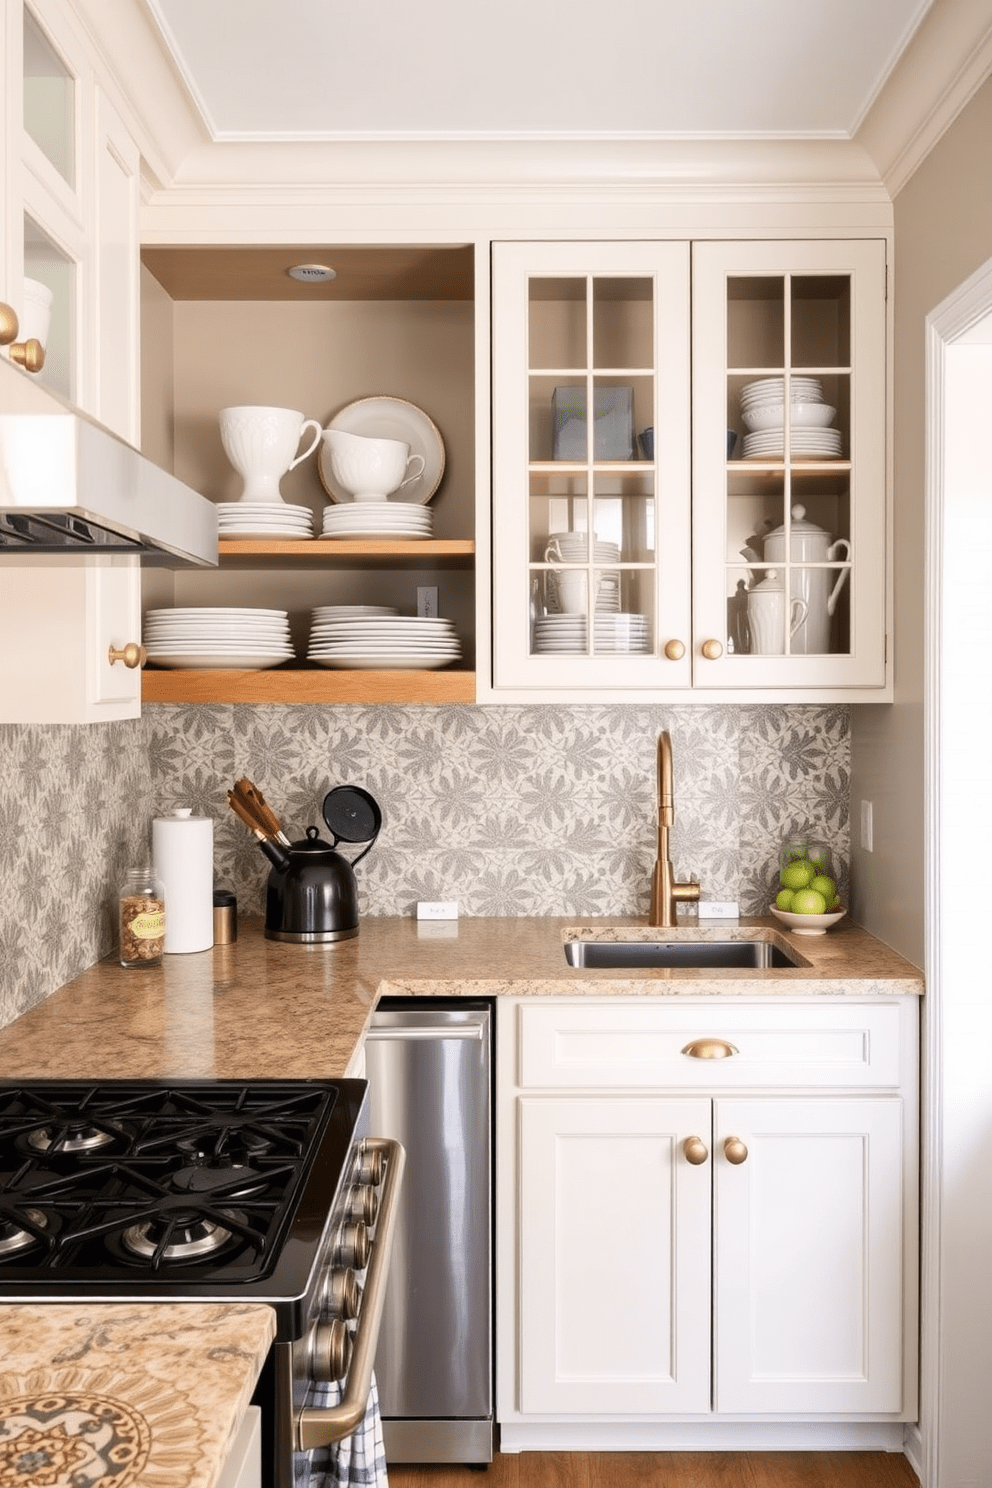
[497,997,918,1450]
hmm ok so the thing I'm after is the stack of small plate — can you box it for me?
[143,608,295,670]
[533,613,650,654]
[307,612,461,670]
[739,378,844,460]
[320,504,433,540]
[216,503,315,539]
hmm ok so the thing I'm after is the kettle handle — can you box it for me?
[826,539,852,616]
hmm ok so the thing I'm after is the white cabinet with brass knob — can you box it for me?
[496,996,918,1449]
[487,236,889,700]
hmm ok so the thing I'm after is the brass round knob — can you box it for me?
[681,1038,738,1060]
[321,1267,361,1320]
[701,638,724,660]
[724,1136,749,1165]
[311,1316,352,1382]
[108,642,147,670]
[335,1220,370,1270]
[355,1143,384,1186]
[8,338,45,373]
[0,302,19,346]
[346,1184,379,1226]
[684,1136,709,1166]
[664,639,686,661]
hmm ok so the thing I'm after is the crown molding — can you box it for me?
[856,0,992,196]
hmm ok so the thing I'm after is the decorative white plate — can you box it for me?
[146,651,294,669]
[312,606,398,618]
[145,608,288,620]
[770,905,846,936]
[309,653,458,670]
[318,397,445,504]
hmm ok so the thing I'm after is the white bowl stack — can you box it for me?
[320,504,433,539]
[739,378,843,460]
[307,606,461,670]
[215,502,315,539]
[545,534,621,615]
[143,608,295,669]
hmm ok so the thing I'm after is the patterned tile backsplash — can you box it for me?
[0,703,849,1027]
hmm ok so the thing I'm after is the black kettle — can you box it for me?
[260,786,382,945]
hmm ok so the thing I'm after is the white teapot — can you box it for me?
[762,505,851,655]
[747,569,808,655]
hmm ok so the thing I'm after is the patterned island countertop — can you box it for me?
[0,1302,275,1488]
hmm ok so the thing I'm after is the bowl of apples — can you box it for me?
[770,836,846,936]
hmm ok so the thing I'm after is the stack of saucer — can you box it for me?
[320,504,433,540]
[739,378,844,460]
[143,608,295,670]
[533,613,650,654]
[307,611,461,670]
[216,503,314,539]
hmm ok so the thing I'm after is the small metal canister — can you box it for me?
[212,889,237,944]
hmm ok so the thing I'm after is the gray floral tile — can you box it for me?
[0,701,852,1026]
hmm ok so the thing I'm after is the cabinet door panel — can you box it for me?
[713,1096,904,1414]
[518,1095,711,1415]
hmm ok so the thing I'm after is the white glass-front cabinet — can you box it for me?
[490,237,888,698]
[491,241,693,693]
[692,238,887,691]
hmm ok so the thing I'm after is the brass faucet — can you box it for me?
[648,731,700,926]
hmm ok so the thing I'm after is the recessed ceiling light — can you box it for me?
[287,263,336,284]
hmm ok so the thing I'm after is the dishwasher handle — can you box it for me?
[365,1022,486,1042]
[296,1136,406,1452]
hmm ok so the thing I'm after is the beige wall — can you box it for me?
[850,76,992,967]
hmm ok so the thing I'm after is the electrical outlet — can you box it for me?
[860,800,874,852]
[416,900,459,920]
[417,586,439,618]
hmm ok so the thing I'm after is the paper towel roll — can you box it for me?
[152,808,214,953]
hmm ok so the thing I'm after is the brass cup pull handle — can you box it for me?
[681,1038,738,1060]
[701,638,724,660]
[664,639,686,661]
[8,338,45,373]
[724,1136,749,1165]
[108,643,147,670]
[684,1136,709,1165]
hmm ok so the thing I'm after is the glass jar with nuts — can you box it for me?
[119,867,165,968]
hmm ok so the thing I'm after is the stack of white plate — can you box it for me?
[739,378,844,460]
[320,505,433,540]
[533,613,651,654]
[144,608,295,670]
[307,612,461,670]
[216,503,314,539]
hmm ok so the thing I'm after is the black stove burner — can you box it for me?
[0,1207,48,1258]
[26,1122,119,1155]
[121,1212,239,1263]
[168,1160,269,1199]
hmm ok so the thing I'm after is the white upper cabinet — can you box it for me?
[2,0,140,444]
[692,238,887,692]
[489,236,889,702]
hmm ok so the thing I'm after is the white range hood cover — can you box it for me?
[0,413,217,568]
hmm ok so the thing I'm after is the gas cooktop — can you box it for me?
[0,1079,368,1330]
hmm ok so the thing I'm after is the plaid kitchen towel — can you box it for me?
[296,1371,389,1488]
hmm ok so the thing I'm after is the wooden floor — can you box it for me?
[388,1452,920,1488]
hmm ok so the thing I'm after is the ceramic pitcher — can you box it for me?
[762,504,851,654]
[747,569,809,655]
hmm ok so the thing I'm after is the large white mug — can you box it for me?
[219,405,322,503]
[555,570,590,615]
[747,570,809,655]
[321,427,425,502]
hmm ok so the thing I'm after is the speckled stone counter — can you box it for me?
[0,914,922,1484]
[0,1303,275,1487]
[0,915,922,1083]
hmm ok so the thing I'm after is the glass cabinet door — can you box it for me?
[492,241,691,694]
[691,239,887,690]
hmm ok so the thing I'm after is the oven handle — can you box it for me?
[296,1136,406,1452]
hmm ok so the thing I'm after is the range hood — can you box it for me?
[0,413,217,567]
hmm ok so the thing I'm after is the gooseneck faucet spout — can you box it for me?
[649,731,700,927]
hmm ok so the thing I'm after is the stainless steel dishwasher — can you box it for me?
[364,999,493,1465]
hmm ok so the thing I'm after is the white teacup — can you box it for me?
[321,427,426,503]
[556,570,591,615]
[219,405,322,504]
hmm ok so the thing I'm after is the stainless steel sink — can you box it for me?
[563,938,799,969]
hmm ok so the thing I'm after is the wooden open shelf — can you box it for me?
[216,538,474,567]
[142,668,476,705]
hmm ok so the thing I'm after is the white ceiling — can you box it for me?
[146,0,936,143]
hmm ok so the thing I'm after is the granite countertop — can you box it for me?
[0,1303,275,1488]
[0,915,922,1083]
[0,913,922,1485]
